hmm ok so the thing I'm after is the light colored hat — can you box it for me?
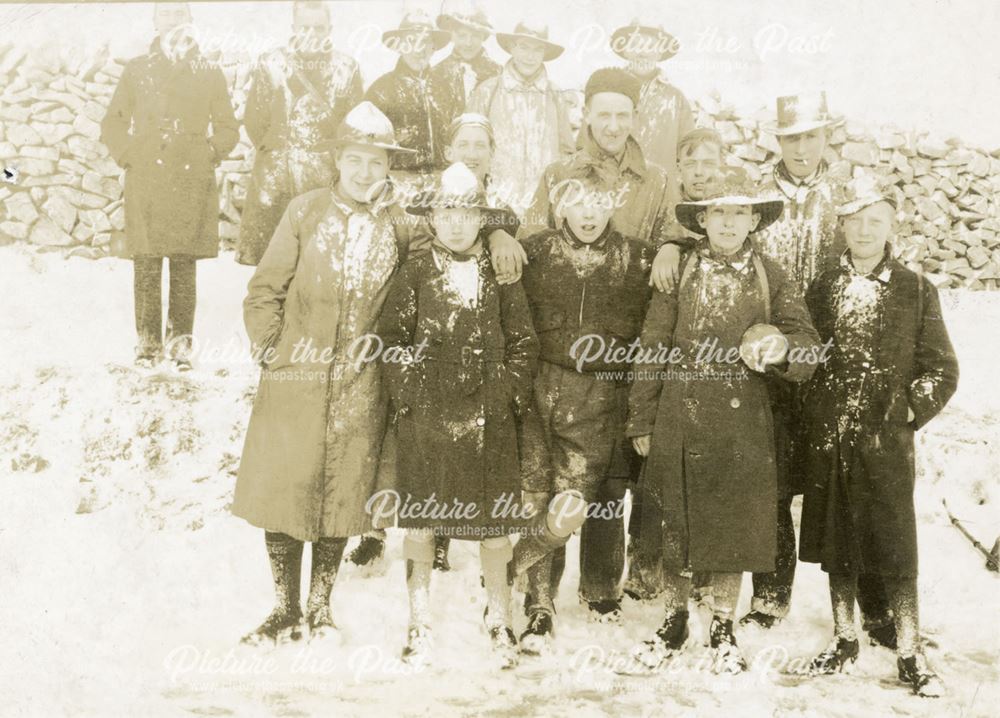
[445,112,496,148]
[315,101,416,153]
[609,19,679,62]
[437,0,493,34]
[835,174,899,216]
[675,174,784,235]
[406,162,493,216]
[496,20,564,61]
[382,10,451,52]
[761,91,844,136]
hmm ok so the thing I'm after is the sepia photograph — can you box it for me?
[0,0,997,715]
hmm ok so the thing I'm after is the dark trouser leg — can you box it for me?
[306,536,348,629]
[749,491,796,618]
[242,531,305,644]
[857,572,894,630]
[133,256,163,358]
[525,552,556,616]
[578,477,627,603]
[165,256,197,360]
[829,572,859,640]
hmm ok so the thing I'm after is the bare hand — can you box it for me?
[632,435,652,457]
[488,230,527,285]
[651,244,681,293]
[907,406,915,423]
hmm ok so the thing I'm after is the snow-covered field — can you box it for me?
[0,244,997,717]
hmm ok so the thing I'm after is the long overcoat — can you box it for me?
[798,256,958,577]
[101,39,238,259]
[232,185,427,541]
[627,243,820,572]
[377,247,541,533]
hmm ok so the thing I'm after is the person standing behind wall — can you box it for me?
[101,1,238,371]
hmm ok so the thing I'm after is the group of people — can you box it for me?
[101,1,960,696]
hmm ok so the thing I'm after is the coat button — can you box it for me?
[476,416,485,427]
[730,397,741,409]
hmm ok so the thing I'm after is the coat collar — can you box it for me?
[579,129,648,180]
[393,57,430,80]
[148,35,201,64]
[772,159,829,199]
[696,238,755,274]
[840,248,894,284]
[500,60,549,92]
[444,48,495,72]
[559,220,613,250]
[330,180,398,218]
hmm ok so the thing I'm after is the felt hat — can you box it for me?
[406,162,494,215]
[382,10,451,53]
[496,20,564,61]
[315,101,416,154]
[761,91,844,136]
[437,0,493,34]
[609,19,680,62]
[675,174,784,235]
[835,174,899,216]
[584,67,642,108]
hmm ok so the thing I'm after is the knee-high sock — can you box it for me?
[829,573,859,641]
[404,530,435,627]
[306,537,348,618]
[661,571,693,614]
[884,576,920,656]
[265,531,304,617]
[481,537,514,627]
[706,572,742,619]
[511,491,587,578]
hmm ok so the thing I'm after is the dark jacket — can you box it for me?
[236,48,363,265]
[364,59,464,174]
[627,241,820,572]
[434,48,501,103]
[799,254,959,577]
[101,38,238,258]
[378,247,542,532]
[521,224,654,373]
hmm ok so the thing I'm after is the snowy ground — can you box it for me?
[0,243,997,717]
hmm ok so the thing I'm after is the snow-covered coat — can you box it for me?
[631,69,694,201]
[627,241,820,572]
[518,132,672,245]
[236,48,363,265]
[377,247,540,533]
[101,39,238,258]
[434,48,501,104]
[799,253,958,577]
[468,61,575,216]
[232,185,428,541]
[364,59,465,174]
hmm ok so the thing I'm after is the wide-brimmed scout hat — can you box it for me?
[437,0,493,34]
[382,10,451,52]
[609,19,679,62]
[761,91,844,136]
[496,20,564,61]
[315,101,416,154]
[406,162,494,215]
[835,174,899,216]
[675,174,785,235]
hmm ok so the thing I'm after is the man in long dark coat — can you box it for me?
[235,0,363,266]
[101,2,238,370]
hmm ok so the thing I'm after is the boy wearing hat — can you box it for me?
[610,19,694,201]
[234,101,429,646]
[798,178,958,696]
[504,162,655,648]
[735,93,896,642]
[377,162,541,669]
[365,10,464,179]
[626,175,819,673]
[435,0,501,102]
[468,20,574,217]
[236,0,363,265]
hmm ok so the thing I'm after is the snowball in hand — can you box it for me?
[740,324,788,371]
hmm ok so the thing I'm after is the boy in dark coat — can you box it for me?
[506,162,655,651]
[799,177,958,697]
[364,11,464,182]
[626,176,820,673]
[378,162,541,670]
[434,1,501,102]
